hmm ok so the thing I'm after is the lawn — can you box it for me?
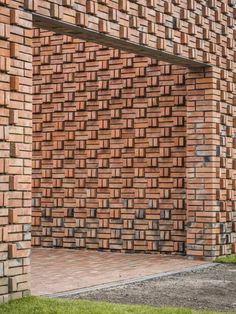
[0,297,235,314]
[214,255,236,264]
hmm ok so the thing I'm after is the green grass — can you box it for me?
[214,255,236,264]
[0,297,235,314]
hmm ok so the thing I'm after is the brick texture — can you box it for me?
[29,0,235,68]
[0,0,32,302]
[32,29,187,253]
[31,28,236,259]
[185,67,235,258]
[0,0,235,302]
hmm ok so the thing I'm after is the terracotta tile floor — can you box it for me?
[31,248,206,296]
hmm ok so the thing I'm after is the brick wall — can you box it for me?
[32,29,188,254]
[29,0,235,68]
[0,0,32,302]
[185,67,236,258]
[32,29,236,258]
[28,0,236,260]
[0,0,235,302]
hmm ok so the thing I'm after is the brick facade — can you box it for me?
[0,0,235,302]
[0,0,32,302]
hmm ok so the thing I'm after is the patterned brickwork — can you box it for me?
[214,68,236,256]
[28,0,235,68]
[0,0,235,302]
[186,67,236,258]
[27,0,236,262]
[0,0,32,302]
[32,29,188,254]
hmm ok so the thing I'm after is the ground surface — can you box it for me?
[72,264,236,312]
[0,297,235,314]
[31,248,205,295]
